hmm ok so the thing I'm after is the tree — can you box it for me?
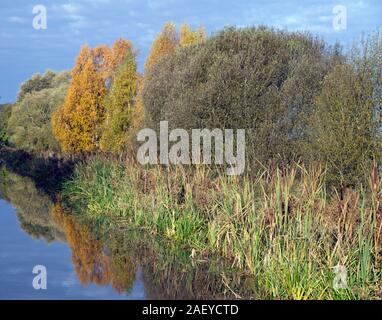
[144,22,178,71]
[92,40,133,85]
[6,71,69,152]
[180,24,205,47]
[107,39,134,78]
[145,22,205,71]
[52,46,107,154]
[306,33,382,190]
[91,44,110,81]
[17,70,56,102]
[0,103,12,146]
[52,39,133,154]
[138,22,205,149]
[100,51,139,153]
[142,27,329,167]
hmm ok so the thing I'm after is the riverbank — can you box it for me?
[59,157,382,299]
[0,161,250,299]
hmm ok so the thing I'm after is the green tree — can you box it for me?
[6,71,70,152]
[306,33,382,190]
[100,51,139,154]
[0,103,12,146]
[143,27,329,167]
[17,70,57,102]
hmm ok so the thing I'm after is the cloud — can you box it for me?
[84,0,111,4]
[0,0,381,103]
[147,0,176,10]
[54,2,89,31]
[61,3,82,15]
[7,16,25,23]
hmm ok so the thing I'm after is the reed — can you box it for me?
[61,157,382,299]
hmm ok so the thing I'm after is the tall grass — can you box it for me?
[61,158,382,299]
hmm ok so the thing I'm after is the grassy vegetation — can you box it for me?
[60,157,382,299]
[1,25,381,300]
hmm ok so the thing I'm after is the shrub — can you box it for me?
[142,27,330,168]
[304,32,382,190]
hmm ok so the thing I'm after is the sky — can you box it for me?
[0,0,381,103]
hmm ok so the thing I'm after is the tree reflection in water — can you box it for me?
[52,204,137,294]
[0,167,65,242]
[0,150,256,299]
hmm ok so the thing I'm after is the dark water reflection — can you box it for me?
[0,168,145,299]
[0,199,146,299]
[0,152,254,300]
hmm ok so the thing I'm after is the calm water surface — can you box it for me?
[0,152,250,300]
[0,199,146,300]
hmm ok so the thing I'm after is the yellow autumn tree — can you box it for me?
[144,22,178,71]
[52,39,132,154]
[92,44,111,80]
[180,24,205,47]
[52,45,107,154]
[108,39,134,76]
[145,22,206,71]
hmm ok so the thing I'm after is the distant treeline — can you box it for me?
[1,23,381,190]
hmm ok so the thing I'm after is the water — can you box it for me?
[0,152,251,300]
[0,199,146,300]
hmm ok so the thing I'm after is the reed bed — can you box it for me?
[61,158,382,299]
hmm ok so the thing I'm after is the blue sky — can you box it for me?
[0,0,381,103]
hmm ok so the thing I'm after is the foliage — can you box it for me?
[107,39,134,80]
[144,22,178,71]
[52,39,132,154]
[145,22,205,71]
[180,24,205,47]
[0,103,12,146]
[17,70,57,102]
[100,50,139,153]
[305,64,380,189]
[62,158,382,299]
[52,46,107,154]
[7,72,70,152]
[142,27,330,167]
[4,26,382,300]
[305,32,382,189]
